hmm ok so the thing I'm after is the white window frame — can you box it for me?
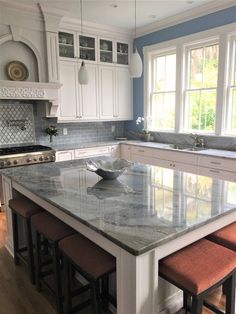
[225,34,236,135]
[148,47,177,132]
[144,22,236,136]
[183,37,219,134]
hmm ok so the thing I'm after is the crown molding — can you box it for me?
[60,16,133,40]
[136,0,236,38]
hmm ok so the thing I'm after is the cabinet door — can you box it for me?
[99,66,115,119]
[79,64,99,120]
[56,150,74,162]
[115,67,133,120]
[59,60,78,119]
[120,144,132,161]
[198,155,235,172]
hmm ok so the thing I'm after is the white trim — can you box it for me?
[137,0,236,37]
[144,23,236,136]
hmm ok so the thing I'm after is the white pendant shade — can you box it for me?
[78,61,88,85]
[129,47,143,78]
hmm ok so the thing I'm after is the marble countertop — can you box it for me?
[2,158,236,255]
[51,140,236,159]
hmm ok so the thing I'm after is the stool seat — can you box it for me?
[207,222,236,252]
[9,196,42,218]
[31,212,74,242]
[59,234,116,280]
[160,239,236,295]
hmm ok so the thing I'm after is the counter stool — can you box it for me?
[207,222,236,294]
[207,222,236,252]
[31,211,75,314]
[9,196,43,284]
[159,239,236,314]
[59,233,116,314]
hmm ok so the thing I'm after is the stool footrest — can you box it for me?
[203,300,225,314]
[71,299,91,313]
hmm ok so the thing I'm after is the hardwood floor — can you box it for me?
[0,212,230,314]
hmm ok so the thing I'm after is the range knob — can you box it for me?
[0,161,5,167]
[50,155,55,161]
[33,158,37,162]
[7,161,11,166]
[39,156,43,161]
[27,158,32,163]
[13,160,18,165]
[44,156,49,161]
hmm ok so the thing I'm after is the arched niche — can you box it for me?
[0,40,39,81]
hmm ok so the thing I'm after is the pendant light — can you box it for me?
[129,0,143,78]
[78,0,88,85]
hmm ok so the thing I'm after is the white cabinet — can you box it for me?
[79,63,99,121]
[121,144,132,161]
[74,146,110,159]
[152,157,198,174]
[115,67,132,120]
[56,150,74,162]
[198,155,235,172]
[59,60,78,119]
[99,66,132,121]
[110,145,120,158]
[58,61,99,122]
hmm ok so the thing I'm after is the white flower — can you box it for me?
[136,116,145,125]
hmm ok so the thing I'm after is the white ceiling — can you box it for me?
[9,0,229,29]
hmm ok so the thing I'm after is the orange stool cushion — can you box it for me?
[207,222,236,252]
[59,234,116,280]
[31,212,75,242]
[9,197,43,218]
[159,239,236,295]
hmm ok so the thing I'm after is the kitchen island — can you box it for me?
[1,158,236,314]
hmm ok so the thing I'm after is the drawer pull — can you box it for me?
[209,169,220,174]
[138,150,145,153]
[210,161,221,165]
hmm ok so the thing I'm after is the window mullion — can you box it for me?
[175,44,183,133]
[215,33,229,135]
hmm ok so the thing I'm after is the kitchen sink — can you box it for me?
[168,144,206,151]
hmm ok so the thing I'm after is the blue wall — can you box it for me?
[126,5,236,132]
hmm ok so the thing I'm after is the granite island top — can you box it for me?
[2,158,236,255]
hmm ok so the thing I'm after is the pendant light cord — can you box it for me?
[80,0,83,35]
[134,0,137,38]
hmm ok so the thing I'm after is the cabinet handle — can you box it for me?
[138,150,145,153]
[210,161,221,165]
[173,164,175,167]
[170,163,172,167]
[209,169,220,174]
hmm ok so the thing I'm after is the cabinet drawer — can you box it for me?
[198,166,236,182]
[74,146,110,159]
[198,155,235,172]
[131,146,154,157]
[152,158,198,173]
[152,149,197,165]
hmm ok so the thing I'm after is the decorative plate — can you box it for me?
[6,61,29,81]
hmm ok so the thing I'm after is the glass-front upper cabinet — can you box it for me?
[58,32,75,58]
[116,42,129,65]
[79,35,96,62]
[99,38,113,63]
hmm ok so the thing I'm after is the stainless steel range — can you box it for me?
[0,145,55,169]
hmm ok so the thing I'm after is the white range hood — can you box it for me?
[0,80,62,117]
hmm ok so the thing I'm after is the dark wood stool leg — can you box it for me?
[12,211,20,265]
[191,296,202,314]
[91,280,102,314]
[26,219,35,285]
[64,256,72,314]
[183,291,190,313]
[101,274,109,311]
[34,230,42,291]
[52,243,63,314]
[225,272,236,314]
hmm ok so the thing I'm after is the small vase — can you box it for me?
[142,133,151,142]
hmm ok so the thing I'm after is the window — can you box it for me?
[184,42,219,133]
[144,23,236,136]
[225,37,236,135]
[149,51,176,131]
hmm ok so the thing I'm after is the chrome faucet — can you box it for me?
[190,133,206,148]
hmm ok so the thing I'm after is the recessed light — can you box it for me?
[110,4,118,8]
